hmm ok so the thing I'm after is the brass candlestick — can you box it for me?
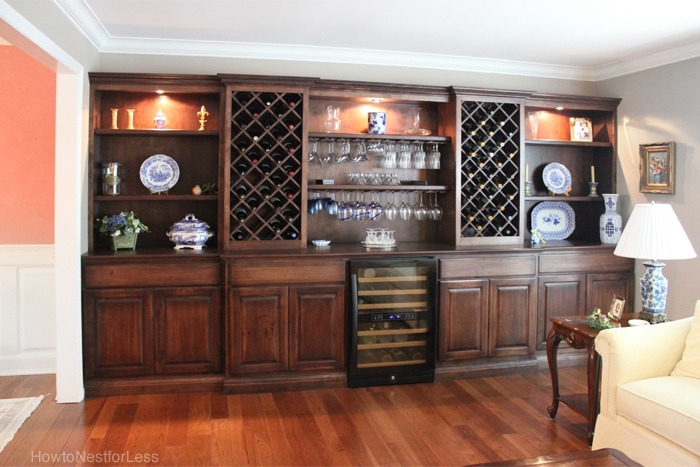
[110,109,119,129]
[197,105,209,131]
[126,109,135,130]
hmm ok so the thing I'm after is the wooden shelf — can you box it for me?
[95,195,218,202]
[309,132,450,143]
[525,196,601,202]
[525,139,612,148]
[308,184,448,192]
[95,129,219,136]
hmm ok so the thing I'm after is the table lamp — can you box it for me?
[614,202,696,323]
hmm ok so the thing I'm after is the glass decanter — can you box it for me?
[325,106,341,133]
[402,107,431,135]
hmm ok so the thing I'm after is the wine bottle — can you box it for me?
[270,196,284,209]
[259,184,272,199]
[282,164,296,176]
[247,152,260,164]
[233,184,248,199]
[232,229,248,241]
[247,195,260,210]
[260,141,272,153]
[281,186,296,199]
[233,207,248,222]
[270,219,283,234]
[271,173,285,186]
[282,228,298,240]
[259,161,272,175]
[234,161,249,175]
[281,209,296,222]
[271,152,285,164]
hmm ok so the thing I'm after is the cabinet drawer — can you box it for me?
[84,262,221,288]
[440,255,536,279]
[538,251,633,274]
[228,260,346,286]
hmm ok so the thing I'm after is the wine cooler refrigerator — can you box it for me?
[348,257,437,387]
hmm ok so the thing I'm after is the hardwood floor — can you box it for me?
[0,366,591,466]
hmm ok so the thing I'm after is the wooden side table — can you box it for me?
[546,314,639,445]
[546,316,601,444]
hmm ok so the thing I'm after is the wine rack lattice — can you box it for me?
[229,90,303,243]
[460,101,520,238]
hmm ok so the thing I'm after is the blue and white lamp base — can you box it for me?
[640,260,669,323]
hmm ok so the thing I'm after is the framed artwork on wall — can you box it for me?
[639,141,675,194]
[570,117,593,142]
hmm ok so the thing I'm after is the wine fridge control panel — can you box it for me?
[349,257,437,387]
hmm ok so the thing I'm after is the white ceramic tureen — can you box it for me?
[166,214,214,249]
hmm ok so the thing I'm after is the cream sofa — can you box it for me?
[592,302,700,466]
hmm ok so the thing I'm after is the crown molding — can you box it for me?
[593,38,700,81]
[51,0,700,83]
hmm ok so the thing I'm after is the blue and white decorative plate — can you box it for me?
[531,202,575,240]
[140,154,179,193]
[542,162,572,194]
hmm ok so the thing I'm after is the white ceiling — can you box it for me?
[44,0,700,80]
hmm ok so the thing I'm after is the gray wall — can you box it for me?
[598,58,700,320]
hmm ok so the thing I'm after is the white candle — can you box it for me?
[591,166,596,183]
[525,164,529,182]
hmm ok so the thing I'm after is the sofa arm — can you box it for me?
[596,317,692,417]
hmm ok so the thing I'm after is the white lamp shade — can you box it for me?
[614,203,697,260]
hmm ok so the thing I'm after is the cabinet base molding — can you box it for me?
[436,357,539,381]
[224,371,346,394]
[84,375,224,397]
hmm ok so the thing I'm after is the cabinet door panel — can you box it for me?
[537,274,585,350]
[289,285,345,371]
[586,272,634,313]
[155,287,222,374]
[229,286,288,374]
[438,280,489,361]
[83,289,154,378]
[489,278,537,357]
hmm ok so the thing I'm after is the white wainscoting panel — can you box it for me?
[0,245,56,375]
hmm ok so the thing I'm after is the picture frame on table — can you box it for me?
[570,117,593,142]
[609,295,626,321]
[640,141,676,194]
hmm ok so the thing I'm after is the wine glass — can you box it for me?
[308,138,319,164]
[337,191,353,221]
[426,141,441,169]
[383,141,397,169]
[397,141,412,169]
[326,191,338,216]
[368,192,383,221]
[414,192,428,221]
[352,139,369,163]
[399,191,413,221]
[412,142,426,169]
[335,139,350,164]
[429,192,443,221]
[320,138,334,166]
[353,192,369,221]
[384,192,398,221]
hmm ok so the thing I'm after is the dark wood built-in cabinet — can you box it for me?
[82,72,633,396]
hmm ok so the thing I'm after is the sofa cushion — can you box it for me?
[617,376,700,456]
[672,303,700,378]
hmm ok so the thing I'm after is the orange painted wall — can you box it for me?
[0,46,55,244]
